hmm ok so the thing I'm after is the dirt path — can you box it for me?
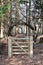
[0,42,43,65]
[0,54,43,65]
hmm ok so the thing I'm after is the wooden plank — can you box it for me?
[12,43,28,46]
[12,46,28,48]
[9,37,29,40]
[12,49,28,52]
[8,37,12,57]
[30,36,33,57]
[12,42,29,44]
[12,52,29,55]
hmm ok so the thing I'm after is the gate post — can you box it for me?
[30,36,33,57]
[8,37,12,57]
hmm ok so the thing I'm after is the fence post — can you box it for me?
[30,36,33,57]
[8,37,12,57]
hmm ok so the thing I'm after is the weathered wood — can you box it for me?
[8,37,12,57]
[8,36,33,58]
[30,36,33,57]
[8,37,30,57]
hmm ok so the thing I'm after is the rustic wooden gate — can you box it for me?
[8,36,33,57]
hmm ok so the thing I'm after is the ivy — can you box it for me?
[0,3,11,17]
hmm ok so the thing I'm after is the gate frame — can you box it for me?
[8,36,33,58]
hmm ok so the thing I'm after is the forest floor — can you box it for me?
[0,43,43,65]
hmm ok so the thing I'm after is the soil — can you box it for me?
[0,42,43,65]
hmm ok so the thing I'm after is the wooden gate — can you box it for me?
[8,36,33,57]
